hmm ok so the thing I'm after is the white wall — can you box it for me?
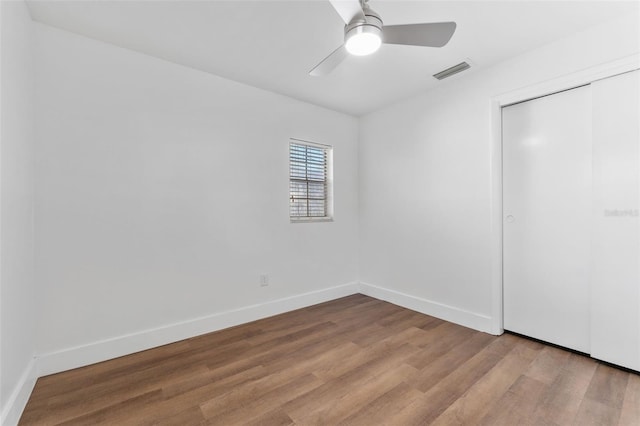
[358,14,640,332]
[34,24,359,369]
[0,0,37,424]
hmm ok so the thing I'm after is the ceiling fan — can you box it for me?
[310,0,457,76]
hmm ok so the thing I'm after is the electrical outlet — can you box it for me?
[260,274,269,287]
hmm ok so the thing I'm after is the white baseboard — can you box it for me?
[1,358,38,426]
[37,282,359,376]
[358,282,494,333]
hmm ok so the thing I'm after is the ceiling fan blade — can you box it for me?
[309,45,348,77]
[329,0,365,25]
[383,22,457,48]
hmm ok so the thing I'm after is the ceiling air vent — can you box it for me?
[433,61,471,80]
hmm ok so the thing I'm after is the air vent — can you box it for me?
[433,61,471,80]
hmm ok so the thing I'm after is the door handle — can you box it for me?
[506,215,515,223]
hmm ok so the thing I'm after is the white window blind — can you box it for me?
[289,140,331,220]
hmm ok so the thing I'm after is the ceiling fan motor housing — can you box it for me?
[344,6,383,44]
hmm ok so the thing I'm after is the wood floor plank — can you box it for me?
[204,324,350,377]
[281,343,419,420]
[476,375,549,426]
[327,302,406,333]
[201,373,323,424]
[264,341,362,379]
[573,363,630,426]
[290,364,417,425]
[376,308,437,331]
[24,363,210,425]
[530,353,598,425]
[404,321,477,370]
[584,363,630,409]
[408,331,495,393]
[199,352,337,419]
[395,334,518,425]
[240,409,295,426]
[523,345,572,385]
[337,382,424,426]
[29,340,194,402]
[311,331,419,382]
[56,390,164,426]
[116,365,270,425]
[574,397,623,426]
[153,405,206,426]
[430,335,542,426]
[618,373,640,426]
[19,295,639,426]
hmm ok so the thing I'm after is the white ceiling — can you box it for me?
[26,0,638,116]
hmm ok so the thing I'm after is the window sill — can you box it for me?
[290,217,334,223]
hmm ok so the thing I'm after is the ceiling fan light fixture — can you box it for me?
[310,0,456,76]
[344,25,382,56]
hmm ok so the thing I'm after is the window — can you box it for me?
[289,139,332,221]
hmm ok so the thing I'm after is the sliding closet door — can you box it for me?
[503,86,592,353]
[590,70,640,371]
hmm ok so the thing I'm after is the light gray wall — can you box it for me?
[34,23,359,358]
[0,0,36,421]
[358,14,639,330]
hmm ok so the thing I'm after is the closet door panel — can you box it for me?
[591,70,640,371]
[503,86,592,353]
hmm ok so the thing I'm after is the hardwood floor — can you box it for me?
[19,295,639,425]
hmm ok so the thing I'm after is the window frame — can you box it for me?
[289,138,334,223]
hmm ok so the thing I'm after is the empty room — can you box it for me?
[1,0,639,424]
